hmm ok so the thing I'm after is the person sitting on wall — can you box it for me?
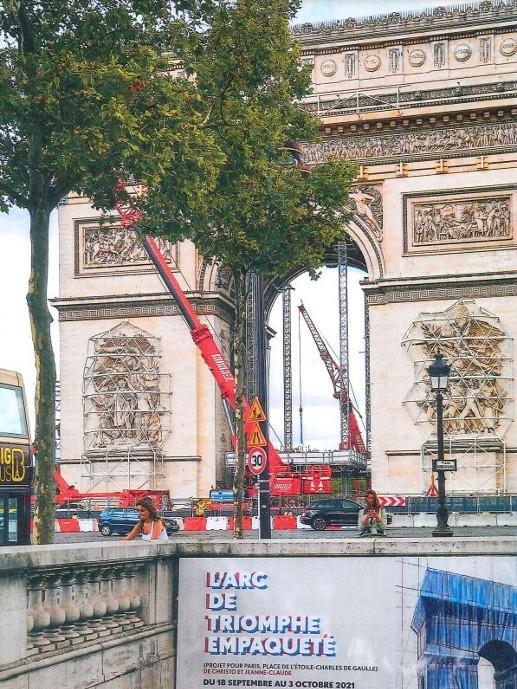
[358,489,387,537]
[124,497,169,542]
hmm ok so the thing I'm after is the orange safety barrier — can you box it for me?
[272,515,297,530]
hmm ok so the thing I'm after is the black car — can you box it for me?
[300,498,393,531]
[98,508,179,537]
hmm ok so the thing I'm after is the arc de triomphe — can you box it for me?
[54,1,517,498]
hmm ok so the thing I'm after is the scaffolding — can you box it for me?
[81,321,171,491]
[402,300,512,493]
[282,284,294,451]
[337,240,350,449]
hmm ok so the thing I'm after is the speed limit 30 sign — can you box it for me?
[247,446,267,475]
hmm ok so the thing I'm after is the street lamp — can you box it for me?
[428,353,453,538]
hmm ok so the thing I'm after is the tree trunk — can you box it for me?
[27,204,56,545]
[232,268,247,539]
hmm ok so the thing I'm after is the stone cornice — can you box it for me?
[292,1,517,45]
[363,271,517,305]
[51,292,235,324]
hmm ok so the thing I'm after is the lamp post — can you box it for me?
[428,353,453,538]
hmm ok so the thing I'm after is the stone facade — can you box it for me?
[55,199,233,498]
[55,1,517,497]
[294,0,517,496]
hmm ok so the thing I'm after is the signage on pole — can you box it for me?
[246,397,266,422]
[246,422,267,447]
[433,458,457,472]
[247,446,267,475]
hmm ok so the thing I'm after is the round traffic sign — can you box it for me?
[247,446,267,475]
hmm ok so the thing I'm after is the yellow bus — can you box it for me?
[0,369,32,545]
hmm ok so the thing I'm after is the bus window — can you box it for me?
[0,384,28,437]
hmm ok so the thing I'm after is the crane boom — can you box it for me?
[298,302,366,454]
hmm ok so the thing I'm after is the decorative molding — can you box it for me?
[74,218,178,277]
[365,278,517,305]
[292,2,517,43]
[389,47,402,73]
[433,42,447,68]
[301,121,517,165]
[402,185,516,255]
[344,52,357,78]
[54,297,235,324]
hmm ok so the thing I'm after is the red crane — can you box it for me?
[112,190,330,495]
[298,302,366,454]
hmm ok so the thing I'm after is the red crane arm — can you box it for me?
[142,236,287,473]
[298,302,366,454]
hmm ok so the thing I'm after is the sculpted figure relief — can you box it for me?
[413,198,511,245]
[84,323,165,450]
[348,187,383,240]
[83,225,175,269]
[301,122,517,164]
[403,301,511,436]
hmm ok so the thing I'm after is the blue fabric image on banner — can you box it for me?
[411,568,517,689]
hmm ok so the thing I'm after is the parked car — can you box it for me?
[98,508,179,537]
[300,498,392,531]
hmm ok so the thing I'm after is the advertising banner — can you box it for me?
[176,555,517,689]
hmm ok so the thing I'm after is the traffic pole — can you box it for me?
[255,274,272,539]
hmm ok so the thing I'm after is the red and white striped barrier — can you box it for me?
[54,518,99,533]
[379,496,406,507]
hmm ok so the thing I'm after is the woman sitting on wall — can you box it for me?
[358,489,387,537]
[124,496,169,542]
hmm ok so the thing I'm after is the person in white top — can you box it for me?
[123,497,169,542]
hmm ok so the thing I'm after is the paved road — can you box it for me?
[55,526,517,543]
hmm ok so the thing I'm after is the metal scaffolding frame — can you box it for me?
[81,321,170,491]
[337,241,350,450]
[402,300,512,493]
[282,284,294,451]
[244,273,259,400]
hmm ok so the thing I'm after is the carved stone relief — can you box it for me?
[301,122,517,165]
[344,53,357,79]
[403,300,512,437]
[77,220,177,275]
[480,36,492,63]
[347,186,383,241]
[364,54,381,72]
[403,187,514,255]
[413,198,511,245]
[389,48,401,73]
[83,322,170,452]
[409,49,427,67]
[433,43,447,68]
[500,38,517,57]
[320,58,337,77]
[454,44,472,62]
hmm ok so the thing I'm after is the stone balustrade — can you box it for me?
[25,562,145,656]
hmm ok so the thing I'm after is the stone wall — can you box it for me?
[0,537,516,688]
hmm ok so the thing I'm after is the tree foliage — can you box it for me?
[0,0,225,543]
[136,0,357,537]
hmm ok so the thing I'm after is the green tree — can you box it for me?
[135,0,357,537]
[0,0,223,543]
